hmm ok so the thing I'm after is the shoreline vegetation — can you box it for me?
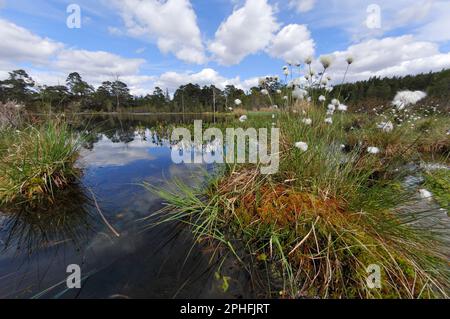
[144,60,450,298]
[0,102,82,206]
[146,109,449,299]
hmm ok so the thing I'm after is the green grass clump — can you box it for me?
[424,169,450,210]
[0,120,82,205]
[146,106,450,299]
[147,170,449,299]
[415,117,450,157]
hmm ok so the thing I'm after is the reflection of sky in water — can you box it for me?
[0,122,240,299]
[80,132,207,225]
[80,137,157,167]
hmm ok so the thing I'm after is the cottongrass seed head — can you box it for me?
[295,141,308,152]
[392,90,427,110]
[320,56,332,69]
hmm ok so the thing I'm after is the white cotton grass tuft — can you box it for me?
[261,89,269,95]
[302,118,312,125]
[239,115,247,122]
[258,78,266,86]
[294,142,308,152]
[304,56,312,65]
[327,104,336,112]
[337,104,348,112]
[377,121,394,132]
[418,189,433,199]
[228,107,233,111]
[367,146,380,154]
[276,89,282,94]
[234,99,242,106]
[318,95,326,102]
[325,117,333,124]
[331,98,340,106]
[292,87,308,100]
[392,90,427,110]
[320,56,332,69]
[346,56,354,65]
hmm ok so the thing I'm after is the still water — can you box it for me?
[0,114,252,299]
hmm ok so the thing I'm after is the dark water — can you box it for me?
[0,114,252,299]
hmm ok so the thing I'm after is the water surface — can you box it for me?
[0,114,251,299]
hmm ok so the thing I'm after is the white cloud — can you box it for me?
[54,50,145,77]
[0,18,153,95]
[0,18,63,64]
[154,68,258,93]
[107,26,124,36]
[266,24,315,64]
[415,1,450,42]
[322,35,450,83]
[135,47,146,54]
[209,0,279,65]
[289,0,316,13]
[120,75,155,96]
[296,0,440,42]
[111,0,206,64]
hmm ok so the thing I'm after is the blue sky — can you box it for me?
[1,0,450,95]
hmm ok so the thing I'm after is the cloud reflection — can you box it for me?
[79,133,158,168]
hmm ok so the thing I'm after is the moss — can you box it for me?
[424,169,450,210]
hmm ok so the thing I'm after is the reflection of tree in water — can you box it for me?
[0,184,95,257]
[69,114,227,148]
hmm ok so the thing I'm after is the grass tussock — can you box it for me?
[415,118,450,156]
[150,169,449,298]
[147,105,450,299]
[0,119,82,205]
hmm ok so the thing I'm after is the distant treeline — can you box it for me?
[1,69,449,113]
[337,69,450,106]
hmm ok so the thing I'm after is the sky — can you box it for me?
[1,0,450,96]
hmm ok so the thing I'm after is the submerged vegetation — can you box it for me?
[0,102,82,205]
[145,57,450,299]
